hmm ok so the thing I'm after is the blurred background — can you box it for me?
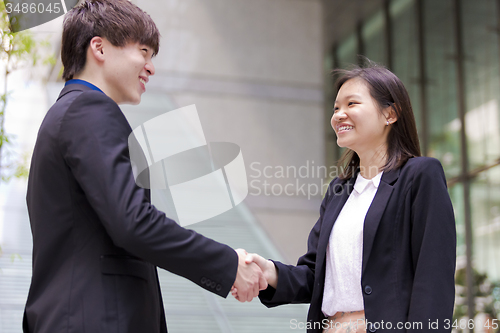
[0,0,499,332]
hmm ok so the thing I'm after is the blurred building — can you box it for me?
[1,0,500,332]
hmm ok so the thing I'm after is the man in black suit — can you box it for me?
[23,1,265,332]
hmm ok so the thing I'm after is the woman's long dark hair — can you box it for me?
[334,60,421,179]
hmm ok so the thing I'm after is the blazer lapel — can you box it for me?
[316,175,356,264]
[362,168,400,274]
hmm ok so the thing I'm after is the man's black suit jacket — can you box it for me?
[259,157,457,333]
[23,84,238,333]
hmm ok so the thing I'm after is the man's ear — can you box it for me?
[88,36,105,62]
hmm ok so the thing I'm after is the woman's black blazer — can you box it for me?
[259,157,456,333]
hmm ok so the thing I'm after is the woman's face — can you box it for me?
[331,78,391,156]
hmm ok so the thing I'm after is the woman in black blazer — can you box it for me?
[234,62,456,332]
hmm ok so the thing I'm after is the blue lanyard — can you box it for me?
[65,79,104,94]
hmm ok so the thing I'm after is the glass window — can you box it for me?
[423,0,461,179]
[337,33,358,68]
[462,0,500,170]
[449,182,466,259]
[391,0,422,150]
[362,9,387,65]
[471,166,500,280]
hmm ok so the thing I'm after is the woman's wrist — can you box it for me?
[266,260,278,288]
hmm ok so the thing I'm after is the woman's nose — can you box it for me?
[333,109,347,122]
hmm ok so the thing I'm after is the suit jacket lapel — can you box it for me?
[316,175,356,265]
[362,167,400,274]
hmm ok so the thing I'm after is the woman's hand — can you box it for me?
[245,253,278,288]
[231,252,278,300]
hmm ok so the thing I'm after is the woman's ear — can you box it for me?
[384,103,398,125]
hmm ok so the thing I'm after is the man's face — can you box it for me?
[102,40,155,105]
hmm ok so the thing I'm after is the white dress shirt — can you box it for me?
[321,171,383,317]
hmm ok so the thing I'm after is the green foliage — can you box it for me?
[454,267,500,326]
[0,0,52,182]
[0,0,54,269]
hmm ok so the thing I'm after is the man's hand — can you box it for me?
[232,248,267,302]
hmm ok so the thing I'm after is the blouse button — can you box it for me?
[364,285,372,295]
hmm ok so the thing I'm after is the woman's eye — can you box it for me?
[348,102,356,106]
[333,107,339,113]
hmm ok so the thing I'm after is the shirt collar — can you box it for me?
[354,171,383,194]
[65,79,104,94]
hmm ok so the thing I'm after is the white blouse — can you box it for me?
[321,171,383,317]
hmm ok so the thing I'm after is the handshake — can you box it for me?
[231,248,278,302]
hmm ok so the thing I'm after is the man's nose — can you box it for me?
[145,60,155,76]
